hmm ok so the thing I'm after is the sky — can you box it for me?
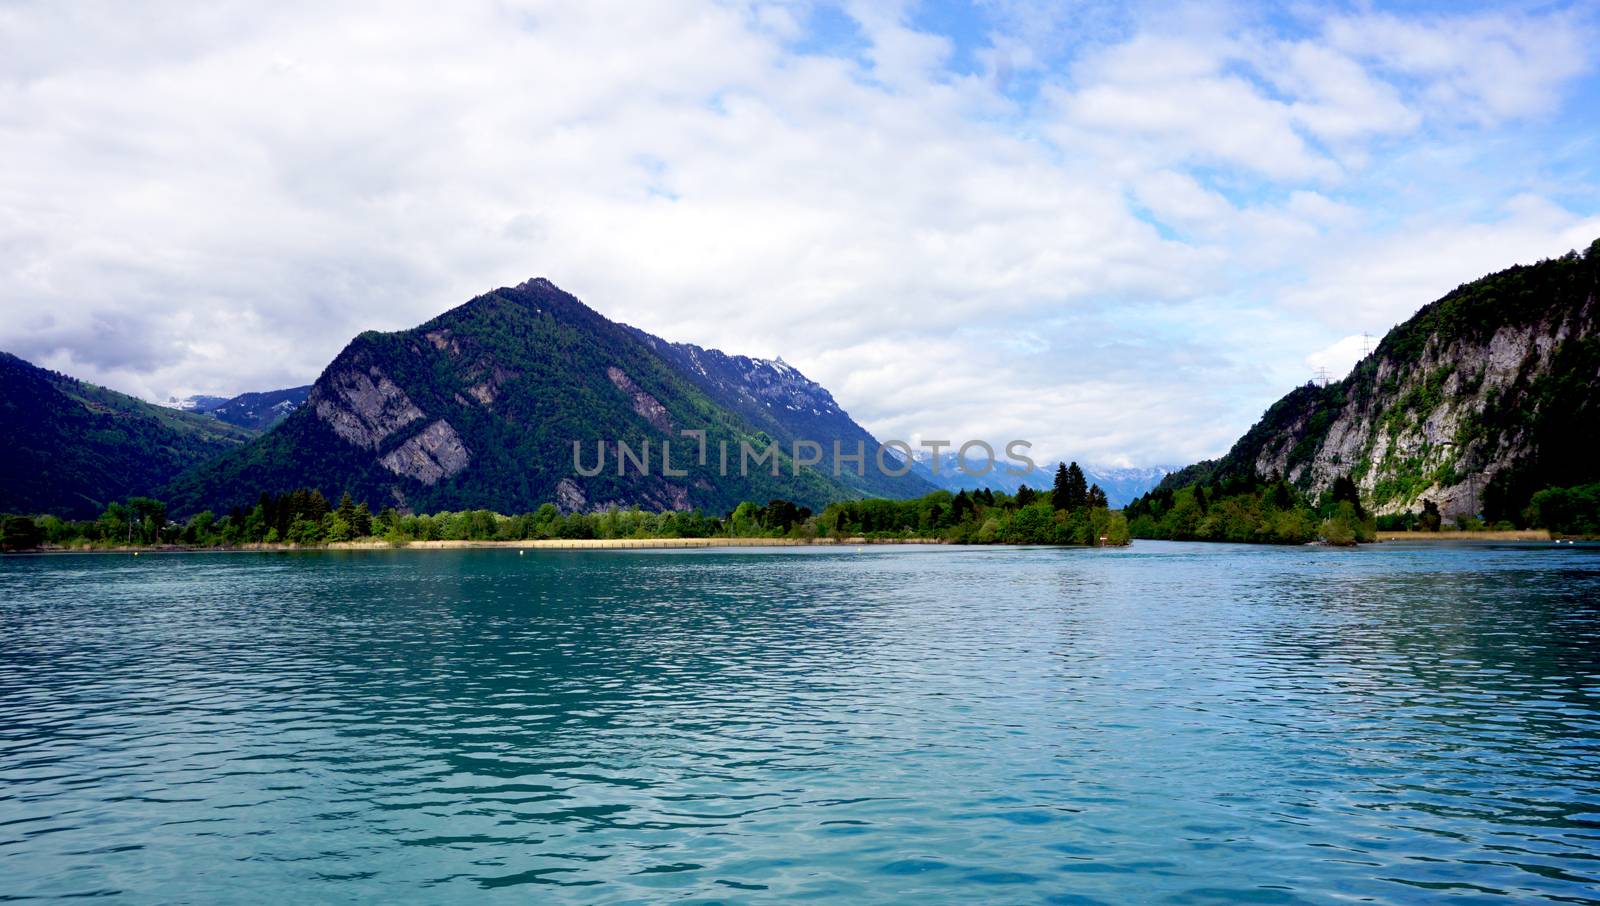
[2,0,1598,469]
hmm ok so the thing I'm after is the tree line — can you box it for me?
[1125,473,1375,545]
[0,462,1129,550]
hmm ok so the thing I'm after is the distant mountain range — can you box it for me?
[167,386,311,433]
[0,352,254,518]
[1151,237,1600,522]
[911,452,1170,507]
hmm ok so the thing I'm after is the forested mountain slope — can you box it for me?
[0,352,254,518]
[163,279,929,515]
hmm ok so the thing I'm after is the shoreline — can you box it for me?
[7,536,952,555]
[11,533,1582,555]
[1375,529,1553,542]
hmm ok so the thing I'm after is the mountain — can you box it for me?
[912,452,1169,507]
[1081,466,1174,508]
[170,386,311,432]
[623,331,933,500]
[162,278,934,516]
[0,352,255,518]
[167,394,229,412]
[1152,239,1600,522]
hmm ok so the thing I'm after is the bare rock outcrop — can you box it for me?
[606,366,673,432]
[554,478,587,512]
[312,367,424,449]
[379,419,471,485]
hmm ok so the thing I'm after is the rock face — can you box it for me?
[311,366,424,449]
[605,367,674,433]
[1163,240,1600,521]
[379,419,470,484]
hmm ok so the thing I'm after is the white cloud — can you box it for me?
[0,0,1595,470]
[1049,34,1342,182]
[1325,10,1594,123]
[1276,42,1419,144]
[1281,194,1600,330]
[1305,334,1370,383]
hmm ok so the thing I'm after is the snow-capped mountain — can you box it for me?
[911,452,1171,507]
[165,386,311,433]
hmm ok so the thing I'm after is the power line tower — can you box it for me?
[1361,332,1373,358]
[1314,367,1331,387]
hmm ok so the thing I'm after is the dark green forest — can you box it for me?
[0,352,254,519]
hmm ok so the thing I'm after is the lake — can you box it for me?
[2,542,1598,903]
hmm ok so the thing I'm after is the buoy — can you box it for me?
[133,552,139,557]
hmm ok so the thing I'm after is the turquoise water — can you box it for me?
[2,542,1599,903]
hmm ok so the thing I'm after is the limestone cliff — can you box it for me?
[1165,239,1600,521]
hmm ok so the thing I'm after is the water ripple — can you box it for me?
[2,542,1599,902]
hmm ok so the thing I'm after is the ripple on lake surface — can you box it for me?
[3,541,1599,903]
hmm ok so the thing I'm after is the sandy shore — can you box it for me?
[18,536,948,554]
[377,536,944,550]
[1376,529,1553,541]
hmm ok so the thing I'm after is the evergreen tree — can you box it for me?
[1087,484,1108,509]
[1015,485,1037,506]
[1194,484,1209,513]
[1269,480,1293,510]
[336,492,357,527]
[1419,499,1442,531]
[951,490,973,522]
[765,499,801,532]
[1,516,43,551]
[1052,462,1088,511]
[1329,474,1365,519]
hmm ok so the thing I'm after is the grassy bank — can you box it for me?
[1376,529,1553,542]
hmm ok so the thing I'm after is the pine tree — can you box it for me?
[1015,485,1037,506]
[1330,474,1365,519]
[336,492,357,526]
[1051,462,1070,510]
[1087,484,1108,509]
[952,490,973,522]
[1269,480,1293,510]
[1052,462,1088,511]
[1420,499,1442,531]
